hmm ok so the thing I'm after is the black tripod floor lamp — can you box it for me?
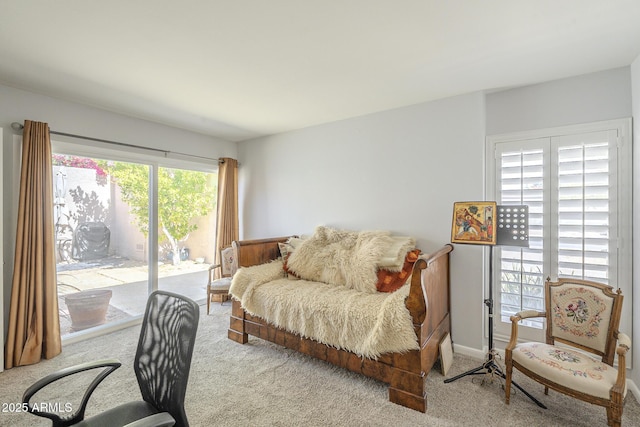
[446,202,545,408]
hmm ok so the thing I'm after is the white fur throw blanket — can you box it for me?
[230,260,419,359]
[286,226,415,293]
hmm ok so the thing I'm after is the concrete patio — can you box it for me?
[57,256,210,335]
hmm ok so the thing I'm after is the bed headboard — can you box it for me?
[232,236,293,268]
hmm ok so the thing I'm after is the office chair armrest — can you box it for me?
[22,358,122,427]
[123,412,176,427]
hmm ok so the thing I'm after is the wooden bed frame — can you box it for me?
[227,236,453,412]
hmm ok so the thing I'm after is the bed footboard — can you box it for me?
[395,243,453,410]
[228,237,453,412]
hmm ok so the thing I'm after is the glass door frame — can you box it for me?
[51,137,218,343]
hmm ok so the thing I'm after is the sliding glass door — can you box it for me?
[52,151,217,339]
[156,166,216,301]
[53,155,150,336]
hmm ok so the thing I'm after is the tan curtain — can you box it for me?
[214,158,239,278]
[5,120,61,369]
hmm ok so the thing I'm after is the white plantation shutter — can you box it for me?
[488,121,631,343]
[554,131,617,284]
[496,142,548,329]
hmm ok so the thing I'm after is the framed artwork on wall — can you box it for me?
[451,201,497,245]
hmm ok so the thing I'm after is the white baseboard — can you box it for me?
[452,344,640,403]
[452,343,487,360]
[628,379,640,403]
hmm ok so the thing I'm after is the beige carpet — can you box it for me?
[1,302,639,427]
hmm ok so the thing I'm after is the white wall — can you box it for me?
[238,67,635,360]
[238,92,488,352]
[3,64,635,381]
[630,54,640,390]
[0,83,237,341]
[486,67,632,135]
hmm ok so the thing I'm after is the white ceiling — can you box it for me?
[1,1,640,142]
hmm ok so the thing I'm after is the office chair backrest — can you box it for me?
[134,290,199,427]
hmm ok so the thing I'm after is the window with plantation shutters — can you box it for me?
[487,120,631,343]
[497,143,547,330]
[555,132,616,284]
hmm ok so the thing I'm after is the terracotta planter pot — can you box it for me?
[65,289,112,331]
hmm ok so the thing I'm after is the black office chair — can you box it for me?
[23,290,200,427]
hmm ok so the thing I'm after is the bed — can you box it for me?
[227,228,453,412]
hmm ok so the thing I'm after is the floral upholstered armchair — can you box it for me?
[505,277,630,427]
[206,246,238,314]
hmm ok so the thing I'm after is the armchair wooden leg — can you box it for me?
[206,288,211,315]
[606,405,622,427]
[505,358,513,404]
[607,392,623,427]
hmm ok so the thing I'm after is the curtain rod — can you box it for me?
[10,122,223,163]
